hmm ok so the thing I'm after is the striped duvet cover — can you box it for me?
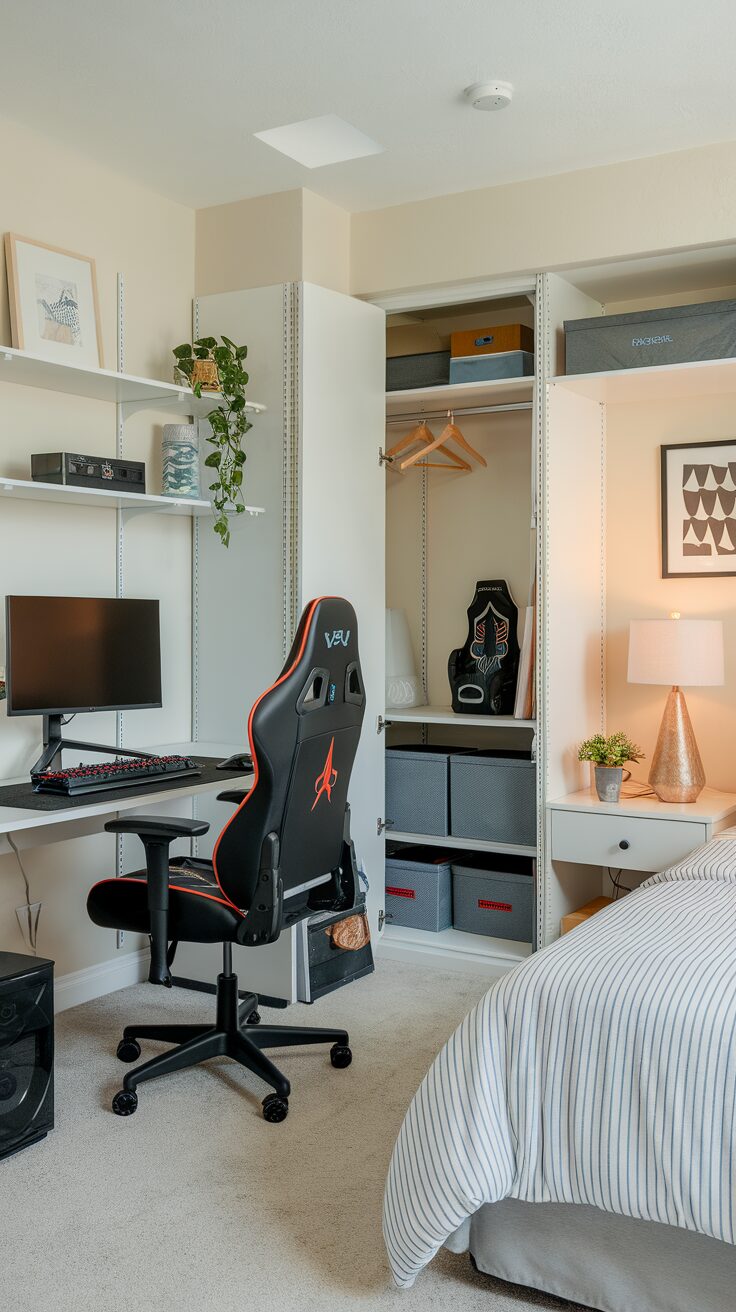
[384,835,736,1288]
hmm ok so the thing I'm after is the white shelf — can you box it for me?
[0,477,265,518]
[0,345,266,416]
[387,830,537,859]
[386,705,536,730]
[380,922,532,973]
[551,356,736,405]
[386,373,534,416]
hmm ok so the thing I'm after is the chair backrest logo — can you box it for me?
[325,629,350,648]
[312,737,338,811]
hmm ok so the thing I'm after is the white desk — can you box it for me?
[0,741,253,856]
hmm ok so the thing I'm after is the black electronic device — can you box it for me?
[0,952,54,1161]
[216,752,254,772]
[31,754,201,797]
[31,452,146,494]
[5,595,162,774]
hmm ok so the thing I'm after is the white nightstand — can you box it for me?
[550,786,736,872]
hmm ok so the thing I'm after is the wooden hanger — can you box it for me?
[386,421,471,472]
[400,411,486,470]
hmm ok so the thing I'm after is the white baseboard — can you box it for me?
[54,948,148,1014]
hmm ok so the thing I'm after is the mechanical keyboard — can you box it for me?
[31,754,202,796]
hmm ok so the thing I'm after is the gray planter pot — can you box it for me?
[594,765,625,803]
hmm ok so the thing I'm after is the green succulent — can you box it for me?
[578,732,644,768]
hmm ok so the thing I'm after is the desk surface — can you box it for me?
[0,741,253,837]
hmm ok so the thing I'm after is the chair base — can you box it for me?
[111,965,350,1121]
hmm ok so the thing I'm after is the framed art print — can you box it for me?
[5,233,103,368]
[661,439,736,577]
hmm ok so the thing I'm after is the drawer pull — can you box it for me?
[618,840,630,851]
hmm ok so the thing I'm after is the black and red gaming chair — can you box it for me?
[87,596,368,1123]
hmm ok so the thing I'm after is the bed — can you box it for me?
[383,835,736,1309]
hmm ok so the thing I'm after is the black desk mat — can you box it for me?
[0,757,248,812]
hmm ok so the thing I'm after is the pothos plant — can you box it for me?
[172,336,251,547]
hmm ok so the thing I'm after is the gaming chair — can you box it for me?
[87,597,367,1123]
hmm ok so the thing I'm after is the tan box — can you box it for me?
[560,896,613,936]
[450,323,534,358]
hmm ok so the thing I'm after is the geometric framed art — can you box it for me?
[661,439,736,577]
[4,233,103,369]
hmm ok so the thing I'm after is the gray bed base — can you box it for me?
[468,1199,735,1312]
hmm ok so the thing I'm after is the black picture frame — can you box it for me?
[661,438,736,579]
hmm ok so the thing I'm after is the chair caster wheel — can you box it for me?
[330,1043,352,1069]
[112,1089,138,1117]
[247,1009,261,1026]
[262,1093,289,1123]
[116,1037,141,1063]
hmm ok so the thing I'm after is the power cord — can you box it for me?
[607,866,633,900]
[7,832,39,954]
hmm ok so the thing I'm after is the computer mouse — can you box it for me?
[216,752,254,772]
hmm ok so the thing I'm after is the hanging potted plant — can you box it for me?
[578,732,644,803]
[172,336,251,547]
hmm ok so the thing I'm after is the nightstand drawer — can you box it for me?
[551,809,708,872]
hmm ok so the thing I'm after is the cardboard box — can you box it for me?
[451,323,534,358]
[560,896,613,935]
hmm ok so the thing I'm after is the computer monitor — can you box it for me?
[5,595,162,716]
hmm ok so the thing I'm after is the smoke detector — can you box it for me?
[464,81,513,112]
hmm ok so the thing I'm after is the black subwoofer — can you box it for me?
[0,952,54,1160]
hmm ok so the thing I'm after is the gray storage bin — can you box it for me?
[385,744,450,837]
[385,846,453,932]
[449,351,534,384]
[452,854,534,941]
[564,298,736,375]
[386,350,450,391]
[450,750,536,846]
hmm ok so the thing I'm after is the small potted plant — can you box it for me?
[172,336,251,547]
[578,732,644,803]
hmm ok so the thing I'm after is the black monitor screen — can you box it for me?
[5,596,162,715]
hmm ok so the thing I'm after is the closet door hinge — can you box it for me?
[377,817,394,836]
[378,447,394,468]
[378,909,385,933]
[376,714,392,734]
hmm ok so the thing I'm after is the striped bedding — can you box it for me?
[384,835,736,1288]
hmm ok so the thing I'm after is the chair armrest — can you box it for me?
[104,815,210,840]
[104,815,209,986]
[217,790,248,805]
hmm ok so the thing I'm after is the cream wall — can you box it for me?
[350,140,736,297]
[0,116,195,977]
[195,188,350,297]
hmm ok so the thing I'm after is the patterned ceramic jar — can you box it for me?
[162,424,199,498]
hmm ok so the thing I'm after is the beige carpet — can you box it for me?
[5,957,589,1312]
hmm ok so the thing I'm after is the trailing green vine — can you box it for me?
[172,336,251,547]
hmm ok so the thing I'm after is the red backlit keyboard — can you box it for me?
[31,754,202,796]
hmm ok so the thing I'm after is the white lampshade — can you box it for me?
[627,618,724,687]
[386,609,425,708]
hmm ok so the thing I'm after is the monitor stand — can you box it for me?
[31,714,156,775]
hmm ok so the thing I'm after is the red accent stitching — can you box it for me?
[211,596,334,905]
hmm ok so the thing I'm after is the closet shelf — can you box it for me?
[386,374,534,417]
[0,477,265,518]
[551,355,736,404]
[0,345,266,415]
[385,705,536,730]
[381,923,532,967]
[387,830,537,859]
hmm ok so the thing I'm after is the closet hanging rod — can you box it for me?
[385,401,533,425]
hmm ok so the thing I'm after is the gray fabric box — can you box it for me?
[450,750,536,846]
[452,854,534,941]
[385,745,450,837]
[564,298,736,375]
[385,846,453,932]
[386,350,450,391]
[449,350,534,384]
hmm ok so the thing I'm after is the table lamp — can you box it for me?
[627,616,724,803]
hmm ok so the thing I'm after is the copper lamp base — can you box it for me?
[648,686,705,803]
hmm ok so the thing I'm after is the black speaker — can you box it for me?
[0,952,54,1160]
